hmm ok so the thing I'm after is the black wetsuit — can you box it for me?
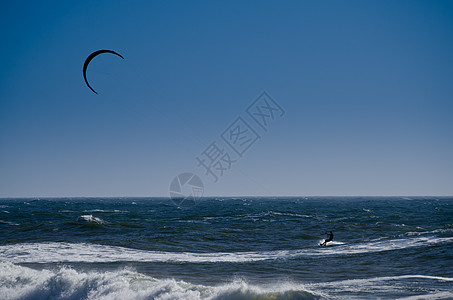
[321,232,333,246]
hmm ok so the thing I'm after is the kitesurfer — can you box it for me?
[320,231,333,246]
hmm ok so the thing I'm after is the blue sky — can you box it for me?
[1,0,452,197]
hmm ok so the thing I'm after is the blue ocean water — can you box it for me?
[0,197,452,299]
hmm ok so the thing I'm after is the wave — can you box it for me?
[370,227,453,242]
[82,209,128,213]
[403,228,453,237]
[314,274,453,287]
[0,220,20,226]
[201,211,314,223]
[398,291,453,300]
[307,275,453,300]
[1,236,452,264]
[77,215,107,225]
[0,262,323,300]
[1,262,452,300]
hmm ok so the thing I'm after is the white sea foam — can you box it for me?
[266,211,312,218]
[315,274,453,286]
[0,263,451,300]
[83,209,128,213]
[0,262,323,300]
[403,228,453,236]
[77,215,107,225]
[397,291,453,300]
[0,220,19,226]
[1,236,452,264]
[318,240,345,246]
[307,274,453,299]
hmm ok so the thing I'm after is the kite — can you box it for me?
[83,50,124,94]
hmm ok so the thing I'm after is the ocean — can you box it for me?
[0,197,452,299]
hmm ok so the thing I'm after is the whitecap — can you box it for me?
[0,220,19,226]
[78,215,107,225]
[308,274,453,299]
[1,236,452,264]
[0,262,324,300]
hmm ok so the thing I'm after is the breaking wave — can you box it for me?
[0,262,323,300]
[1,263,452,300]
[1,236,452,264]
[77,215,107,225]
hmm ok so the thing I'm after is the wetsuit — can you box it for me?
[321,232,333,246]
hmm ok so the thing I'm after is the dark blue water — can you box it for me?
[1,197,452,299]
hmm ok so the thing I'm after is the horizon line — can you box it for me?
[1,195,452,200]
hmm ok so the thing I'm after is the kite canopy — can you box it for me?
[83,50,124,94]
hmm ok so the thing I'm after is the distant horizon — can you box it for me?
[1,195,452,199]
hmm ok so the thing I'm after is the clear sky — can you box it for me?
[1,0,452,197]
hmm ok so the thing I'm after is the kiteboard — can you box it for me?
[319,241,344,247]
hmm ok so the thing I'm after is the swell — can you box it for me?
[0,262,323,300]
[1,262,452,300]
[1,236,452,264]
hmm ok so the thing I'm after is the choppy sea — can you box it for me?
[0,197,452,299]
